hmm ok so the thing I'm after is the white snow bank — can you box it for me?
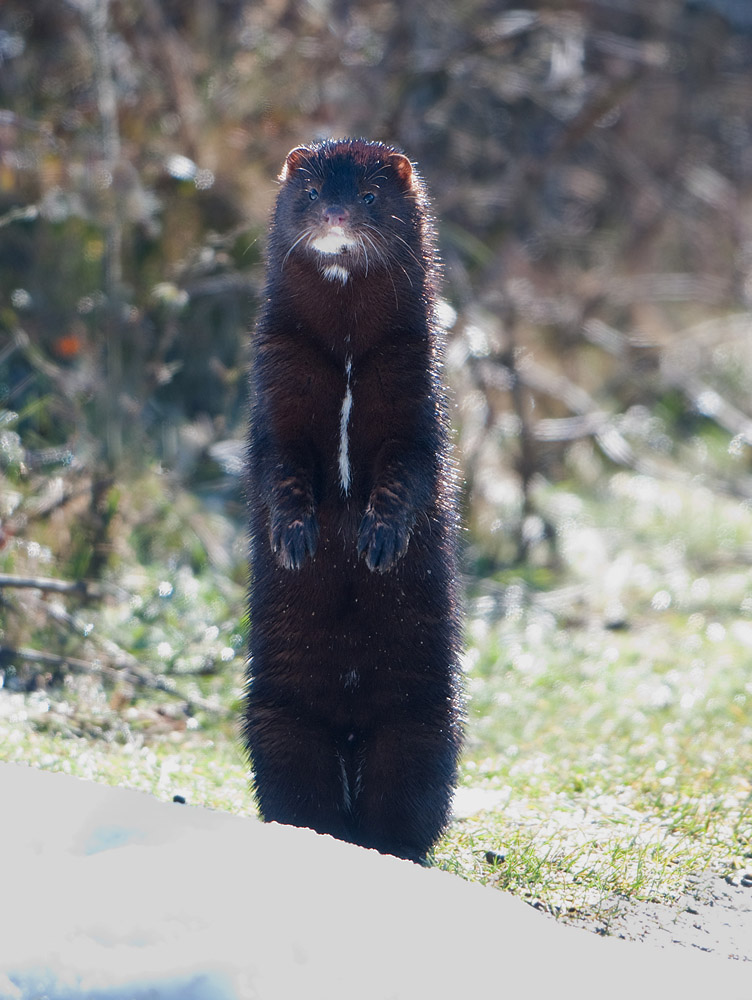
[0,764,748,1000]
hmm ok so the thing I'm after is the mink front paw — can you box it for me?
[357,508,410,573]
[271,511,319,570]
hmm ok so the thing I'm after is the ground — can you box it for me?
[558,869,752,962]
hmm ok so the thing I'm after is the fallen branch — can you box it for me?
[0,204,38,229]
[0,573,98,596]
[0,645,229,717]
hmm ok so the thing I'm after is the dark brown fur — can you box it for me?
[243,138,462,863]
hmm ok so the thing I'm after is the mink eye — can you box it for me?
[308,188,319,201]
[362,192,375,205]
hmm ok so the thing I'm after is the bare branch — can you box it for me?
[0,205,39,229]
[0,645,229,716]
[0,574,99,597]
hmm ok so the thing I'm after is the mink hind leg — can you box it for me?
[243,699,354,843]
[351,713,461,864]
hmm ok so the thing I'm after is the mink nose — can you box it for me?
[323,205,349,226]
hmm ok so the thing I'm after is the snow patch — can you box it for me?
[0,764,748,1000]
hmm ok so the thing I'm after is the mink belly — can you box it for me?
[252,523,450,690]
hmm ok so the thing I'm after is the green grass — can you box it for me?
[434,470,752,919]
[435,604,752,917]
[1,466,751,930]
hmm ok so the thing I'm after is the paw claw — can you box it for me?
[272,512,318,570]
[357,509,409,573]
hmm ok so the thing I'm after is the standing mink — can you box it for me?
[243,138,462,864]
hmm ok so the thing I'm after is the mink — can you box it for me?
[243,138,462,864]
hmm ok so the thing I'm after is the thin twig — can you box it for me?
[87,0,124,464]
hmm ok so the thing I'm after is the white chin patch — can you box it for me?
[323,264,350,283]
[311,228,357,255]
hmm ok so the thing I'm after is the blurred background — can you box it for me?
[0,0,751,762]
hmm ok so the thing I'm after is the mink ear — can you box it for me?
[389,153,414,187]
[280,146,311,182]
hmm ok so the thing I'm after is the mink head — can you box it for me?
[270,138,429,283]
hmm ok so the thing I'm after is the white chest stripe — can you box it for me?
[338,358,353,494]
